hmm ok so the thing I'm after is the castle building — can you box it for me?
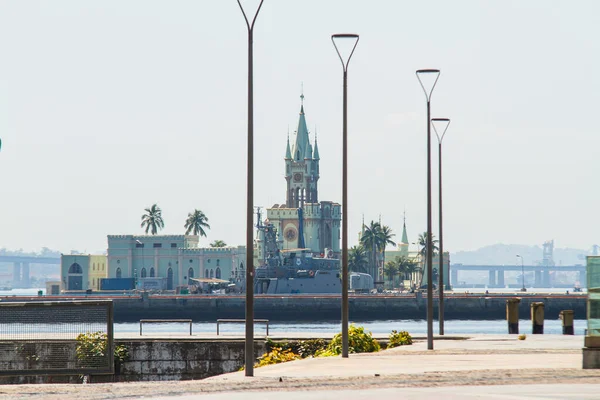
[257,95,341,263]
[106,235,245,289]
[61,236,246,291]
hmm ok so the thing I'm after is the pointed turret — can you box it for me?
[313,130,320,160]
[401,217,409,245]
[285,131,292,160]
[399,211,409,257]
[304,140,313,159]
[292,94,310,162]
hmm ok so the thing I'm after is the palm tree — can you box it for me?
[395,256,417,280]
[379,225,396,280]
[184,209,210,236]
[348,245,368,273]
[210,240,227,248]
[418,232,439,259]
[360,221,382,278]
[140,204,164,235]
[384,260,398,289]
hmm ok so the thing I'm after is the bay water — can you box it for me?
[2,288,587,336]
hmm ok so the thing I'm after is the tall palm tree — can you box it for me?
[360,221,382,278]
[210,240,227,248]
[418,232,439,258]
[185,209,210,236]
[384,260,398,289]
[395,255,417,280]
[378,225,396,280]
[348,245,368,273]
[140,204,164,235]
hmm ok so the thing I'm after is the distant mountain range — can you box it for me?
[450,244,596,266]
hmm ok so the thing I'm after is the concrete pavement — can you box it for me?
[1,334,600,399]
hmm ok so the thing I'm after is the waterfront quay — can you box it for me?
[0,292,586,321]
[1,334,599,399]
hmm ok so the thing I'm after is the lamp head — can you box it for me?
[416,69,441,101]
[331,33,360,71]
[431,118,451,143]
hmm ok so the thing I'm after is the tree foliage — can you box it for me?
[418,231,439,258]
[184,209,210,236]
[140,204,164,235]
[348,245,368,273]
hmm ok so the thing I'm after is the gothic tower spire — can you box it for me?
[285,127,292,160]
[401,210,409,245]
[313,126,320,160]
[292,92,310,162]
[285,91,319,208]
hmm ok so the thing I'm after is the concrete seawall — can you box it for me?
[0,339,266,384]
[1,294,583,322]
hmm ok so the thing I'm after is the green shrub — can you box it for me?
[255,347,301,367]
[265,338,327,358]
[292,338,328,358]
[388,330,413,348]
[76,332,129,368]
[326,324,380,355]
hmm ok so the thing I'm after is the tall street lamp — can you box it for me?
[237,0,265,377]
[416,69,440,350]
[516,254,526,292]
[432,118,450,336]
[332,33,359,359]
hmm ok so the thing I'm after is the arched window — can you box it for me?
[93,263,95,271]
[188,267,194,280]
[210,269,214,279]
[68,263,82,274]
[215,267,221,279]
[150,267,155,277]
[141,268,147,278]
[116,267,122,278]
[205,269,209,278]
[216,259,220,266]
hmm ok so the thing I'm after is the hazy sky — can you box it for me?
[0,1,599,254]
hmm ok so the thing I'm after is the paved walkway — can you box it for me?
[1,334,599,400]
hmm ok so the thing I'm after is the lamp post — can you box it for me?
[431,118,450,336]
[416,69,440,350]
[516,255,526,292]
[237,0,264,377]
[332,33,359,359]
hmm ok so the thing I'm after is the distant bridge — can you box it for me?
[450,264,586,288]
[0,255,60,288]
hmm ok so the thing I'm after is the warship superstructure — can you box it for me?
[253,208,344,294]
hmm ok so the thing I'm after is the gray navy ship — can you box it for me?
[253,209,373,294]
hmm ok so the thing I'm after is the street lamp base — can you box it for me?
[520,287,527,292]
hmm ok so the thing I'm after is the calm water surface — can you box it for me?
[1,288,587,336]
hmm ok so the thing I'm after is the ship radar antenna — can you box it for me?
[255,206,263,229]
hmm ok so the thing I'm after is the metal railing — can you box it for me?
[0,300,114,376]
[216,319,269,336]
[139,319,193,336]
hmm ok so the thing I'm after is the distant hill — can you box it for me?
[450,244,592,266]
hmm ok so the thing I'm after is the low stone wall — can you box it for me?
[115,339,265,382]
[0,339,266,384]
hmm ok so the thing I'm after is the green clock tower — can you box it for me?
[260,94,341,261]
